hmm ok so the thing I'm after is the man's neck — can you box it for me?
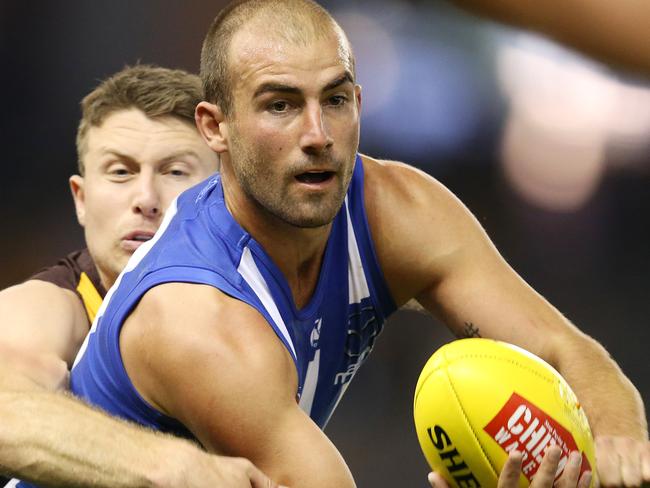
[223,177,332,310]
[98,269,115,295]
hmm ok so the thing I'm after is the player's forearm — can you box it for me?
[0,389,202,488]
[551,333,647,440]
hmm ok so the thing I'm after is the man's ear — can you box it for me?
[195,101,229,153]
[69,174,86,227]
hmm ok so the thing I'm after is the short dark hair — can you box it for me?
[76,64,203,174]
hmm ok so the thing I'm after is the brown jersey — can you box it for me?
[29,249,107,324]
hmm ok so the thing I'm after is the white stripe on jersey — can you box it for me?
[72,197,179,369]
[237,246,298,361]
[5,478,18,487]
[302,200,372,421]
[345,199,371,305]
[299,348,321,415]
[311,200,373,425]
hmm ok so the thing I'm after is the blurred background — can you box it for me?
[1,0,648,486]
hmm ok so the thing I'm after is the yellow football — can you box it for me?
[413,338,595,487]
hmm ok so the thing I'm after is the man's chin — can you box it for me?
[280,205,341,228]
[291,214,337,228]
[121,239,148,253]
[113,250,134,272]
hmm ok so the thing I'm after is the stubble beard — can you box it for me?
[229,133,355,229]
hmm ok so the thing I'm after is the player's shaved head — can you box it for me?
[200,0,355,115]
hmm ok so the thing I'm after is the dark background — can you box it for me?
[1,1,648,486]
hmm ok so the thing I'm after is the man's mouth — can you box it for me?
[130,234,153,242]
[295,171,335,184]
[121,231,156,252]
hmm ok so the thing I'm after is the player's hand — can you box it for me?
[527,446,591,488]
[595,435,650,487]
[169,445,288,488]
[209,455,287,488]
[427,446,592,488]
[194,456,284,488]
[427,470,451,488]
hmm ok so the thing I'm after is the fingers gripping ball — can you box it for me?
[413,338,595,487]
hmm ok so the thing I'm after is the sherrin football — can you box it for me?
[413,338,595,487]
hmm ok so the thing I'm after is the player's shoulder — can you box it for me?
[361,154,456,199]
[29,248,105,296]
[130,282,291,365]
[360,153,467,223]
[121,281,298,413]
[5,278,83,315]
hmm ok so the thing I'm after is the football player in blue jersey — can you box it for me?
[57,2,648,488]
[0,65,279,488]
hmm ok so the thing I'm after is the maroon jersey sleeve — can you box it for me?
[28,249,107,321]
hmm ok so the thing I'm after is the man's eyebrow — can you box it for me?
[323,72,354,92]
[97,149,200,163]
[159,150,201,162]
[253,72,354,98]
[97,148,135,162]
[253,83,302,98]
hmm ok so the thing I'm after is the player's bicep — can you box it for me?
[0,280,88,367]
[121,283,356,488]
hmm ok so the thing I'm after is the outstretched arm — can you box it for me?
[0,281,277,488]
[449,0,650,75]
[121,282,357,488]
[363,155,649,486]
[0,387,273,488]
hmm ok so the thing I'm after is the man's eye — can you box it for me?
[328,95,347,107]
[168,169,188,177]
[109,167,130,176]
[269,101,289,113]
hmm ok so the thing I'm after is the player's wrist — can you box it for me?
[144,437,204,488]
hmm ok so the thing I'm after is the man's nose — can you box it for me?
[300,103,333,154]
[132,176,161,219]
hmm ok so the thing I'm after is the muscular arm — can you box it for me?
[448,0,650,75]
[0,281,274,487]
[0,388,259,487]
[363,156,648,481]
[0,281,88,370]
[121,282,356,488]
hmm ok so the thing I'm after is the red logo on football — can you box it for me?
[484,393,591,481]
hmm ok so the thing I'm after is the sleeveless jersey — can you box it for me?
[30,248,106,323]
[16,156,396,488]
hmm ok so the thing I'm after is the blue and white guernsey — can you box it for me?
[13,156,396,487]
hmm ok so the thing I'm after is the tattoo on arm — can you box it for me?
[460,322,481,338]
